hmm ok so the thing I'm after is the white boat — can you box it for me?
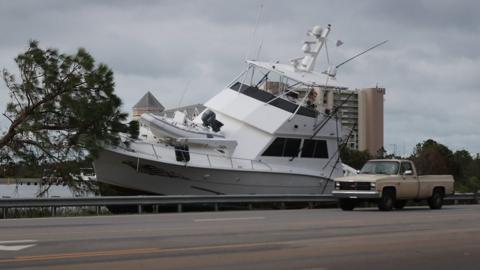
[141,111,225,139]
[73,168,97,182]
[94,25,351,196]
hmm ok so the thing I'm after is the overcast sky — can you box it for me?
[1,0,479,156]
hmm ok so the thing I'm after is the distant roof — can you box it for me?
[133,91,165,111]
[161,104,206,119]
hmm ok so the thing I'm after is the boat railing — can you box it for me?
[115,142,273,172]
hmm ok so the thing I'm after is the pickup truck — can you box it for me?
[332,159,454,211]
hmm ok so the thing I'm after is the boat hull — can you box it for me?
[94,149,333,195]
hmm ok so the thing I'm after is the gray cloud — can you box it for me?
[1,0,479,154]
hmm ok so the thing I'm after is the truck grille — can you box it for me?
[339,182,371,191]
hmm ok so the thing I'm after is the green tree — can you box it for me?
[128,120,139,140]
[452,149,473,184]
[410,139,454,175]
[462,176,480,192]
[0,41,127,178]
[375,146,387,159]
[340,147,372,170]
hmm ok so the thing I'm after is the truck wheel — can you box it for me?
[428,189,444,209]
[338,199,355,211]
[394,200,407,210]
[378,189,395,211]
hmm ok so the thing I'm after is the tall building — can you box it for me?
[334,89,359,150]
[132,91,165,120]
[317,87,385,156]
[358,87,385,156]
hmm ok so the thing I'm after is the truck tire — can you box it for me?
[428,189,444,209]
[338,199,355,211]
[394,200,407,210]
[378,189,395,211]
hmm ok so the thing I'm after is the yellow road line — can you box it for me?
[0,242,277,264]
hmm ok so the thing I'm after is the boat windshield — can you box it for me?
[360,161,400,175]
[229,64,342,116]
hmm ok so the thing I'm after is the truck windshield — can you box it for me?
[360,161,400,175]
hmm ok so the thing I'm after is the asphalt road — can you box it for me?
[1,205,479,270]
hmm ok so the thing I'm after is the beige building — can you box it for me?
[318,87,385,156]
[358,87,385,156]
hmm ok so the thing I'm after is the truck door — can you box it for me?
[397,161,419,199]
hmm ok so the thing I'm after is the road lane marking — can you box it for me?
[1,225,479,264]
[194,217,265,222]
[0,241,278,263]
[0,244,37,251]
[0,240,37,252]
[0,240,37,244]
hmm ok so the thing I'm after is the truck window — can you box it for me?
[360,161,400,175]
[400,162,413,174]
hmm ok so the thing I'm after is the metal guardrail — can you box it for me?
[0,193,477,218]
[0,194,336,218]
[444,193,479,202]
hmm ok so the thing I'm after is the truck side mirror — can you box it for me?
[403,170,413,176]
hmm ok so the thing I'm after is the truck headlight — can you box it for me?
[370,182,376,190]
[334,182,340,190]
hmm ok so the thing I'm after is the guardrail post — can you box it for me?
[96,206,100,215]
[153,205,159,213]
[308,202,314,209]
[2,208,6,219]
[177,204,182,213]
[474,191,479,204]
[248,203,253,210]
[214,203,219,211]
[51,206,56,217]
[138,205,142,214]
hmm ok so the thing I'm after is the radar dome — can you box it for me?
[312,26,323,36]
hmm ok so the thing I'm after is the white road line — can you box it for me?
[0,240,37,251]
[0,240,37,244]
[0,244,36,251]
[194,217,265,222]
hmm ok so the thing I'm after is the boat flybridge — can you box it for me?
[94,25,352,196]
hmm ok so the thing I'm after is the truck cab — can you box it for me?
[332,159,454,211]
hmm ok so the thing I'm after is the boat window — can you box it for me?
[174,145,190,162]
[283,138,301,157]
[263,138,327,158]
[262,138,301,157]
[230,82,317,118]
[301,139,329,158]
[262,138,286,156]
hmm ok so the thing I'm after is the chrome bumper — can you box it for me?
[331,190,381,199]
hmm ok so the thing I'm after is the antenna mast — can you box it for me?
[290,24,331,72]
[244,3,264,61]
